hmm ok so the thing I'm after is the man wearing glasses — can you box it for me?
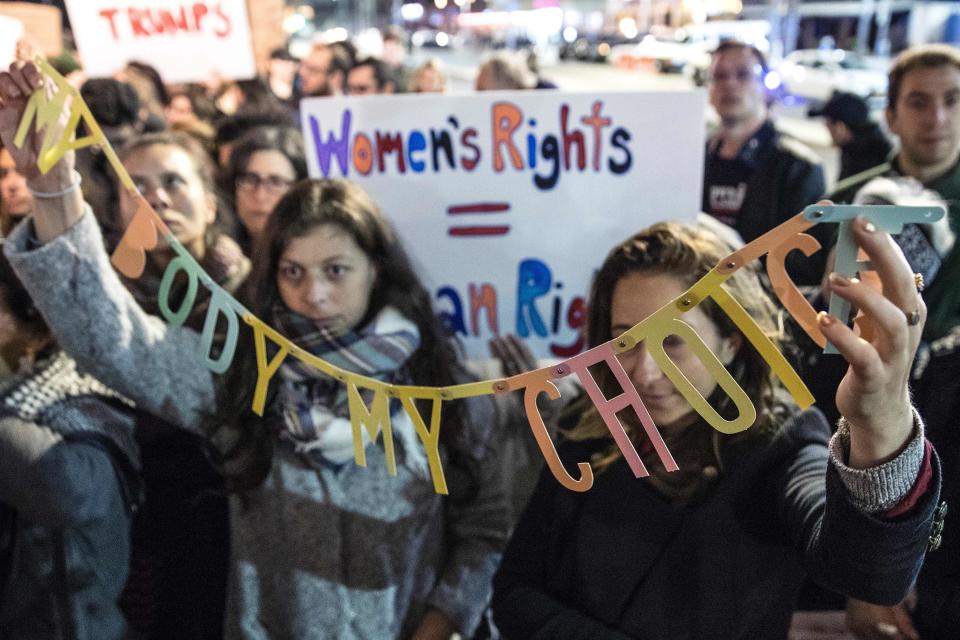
[702,41,827,285]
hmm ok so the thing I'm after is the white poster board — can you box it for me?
[0,16,23,71]
[301,91,706,358]
[65,0,256,83]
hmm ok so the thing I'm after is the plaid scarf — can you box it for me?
[271,304,426,474]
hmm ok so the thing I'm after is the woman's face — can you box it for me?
[611,271,738,430]
[120,144,216,256]
[414,67,444,93]
[277,224,378,334]
[165,94,195,125]
[235,150,297,242]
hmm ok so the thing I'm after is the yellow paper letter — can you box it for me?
[245,315,292,416]
[347,382,397,476]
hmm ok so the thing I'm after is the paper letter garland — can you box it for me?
[16,59,946,493]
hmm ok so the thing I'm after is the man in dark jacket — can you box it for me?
[810,91,892,182]
[829,44,960,342]
[837,44,960,640]
[702,41,828,285]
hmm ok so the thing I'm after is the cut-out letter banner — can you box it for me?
[18,60,943,494]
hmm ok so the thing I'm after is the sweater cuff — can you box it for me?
[6,204,96,255]
[829,408,924,513]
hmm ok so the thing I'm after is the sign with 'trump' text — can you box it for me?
[301,91,706,359]
[65,0,255,83]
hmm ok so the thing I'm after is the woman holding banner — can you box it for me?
[0,61,507,640]
[491,221,942,639]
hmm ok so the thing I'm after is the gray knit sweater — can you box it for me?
[5,211,509,639]
[0,351,139,640]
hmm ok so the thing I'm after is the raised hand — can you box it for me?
[0,61,85,242]
[489,334,539,377]
[0,62,55,182]
[817,216,924,467]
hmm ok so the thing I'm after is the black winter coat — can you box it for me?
[703,121,828,286]
[492,409,940,640]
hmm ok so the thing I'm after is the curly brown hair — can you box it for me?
[566,221,787,472]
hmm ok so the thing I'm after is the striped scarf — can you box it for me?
[271,304,427,474]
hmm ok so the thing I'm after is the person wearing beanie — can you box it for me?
[810,91,892,181]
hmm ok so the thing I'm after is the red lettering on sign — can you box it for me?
[98,3,234,40]
[98,8,121,40]
[214,3,232,38]
[157,8,190,33]
[128,9,151,37]
[192,2,209,31]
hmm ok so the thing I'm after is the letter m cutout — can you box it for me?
[347,383,398,475]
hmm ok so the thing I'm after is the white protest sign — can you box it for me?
[301,91,705,359]
[64,0,255,83]
[0,16,23,71]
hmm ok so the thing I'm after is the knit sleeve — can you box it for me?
[0,416,121,527]
[828,409,926,513]
[4,210,216,434]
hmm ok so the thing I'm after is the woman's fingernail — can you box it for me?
[817,311,835,326]
[828,272,857,287]
[860,217,877,233]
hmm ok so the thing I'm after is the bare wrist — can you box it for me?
[845,407,915,469]
[27,170,81,199]
[26,165,75,193]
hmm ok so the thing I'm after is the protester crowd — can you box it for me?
[0,25,957,640]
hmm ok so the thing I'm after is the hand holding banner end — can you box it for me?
[14,58,104,176]
[807,204,946,354]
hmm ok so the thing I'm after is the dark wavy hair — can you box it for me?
[206,179,480,491]
[566,221,786,471]
[0,249,48,338]
[223,126,307,250]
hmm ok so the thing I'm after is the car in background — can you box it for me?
[411,29,457,49]
[611,32,710,72]
[611,20,769,80]
[561,31,639,63]
[777,49,888,101]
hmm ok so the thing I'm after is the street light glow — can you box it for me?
[401,3,425,21]
[618,17,638,40]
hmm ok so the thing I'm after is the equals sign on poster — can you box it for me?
[446,202,511,237]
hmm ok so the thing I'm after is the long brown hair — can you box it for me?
[566,221,786,471]
[206,179,483,491]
